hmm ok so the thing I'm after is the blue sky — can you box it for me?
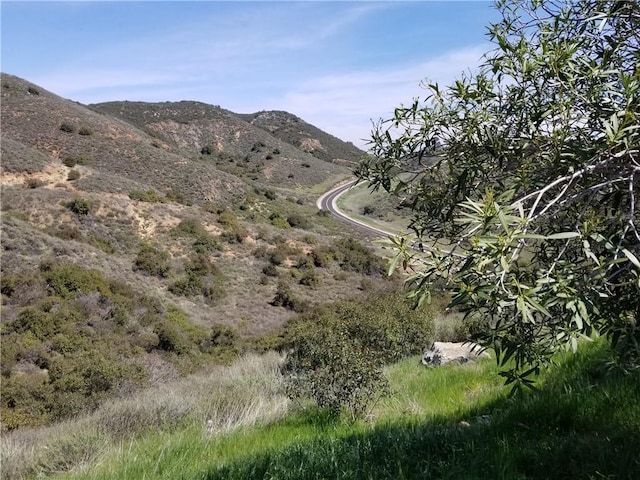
[1,1,500,148]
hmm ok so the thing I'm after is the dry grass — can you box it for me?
[0,352,288,480]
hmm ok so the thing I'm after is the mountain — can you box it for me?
[0,73,393,431]
[237,110,363,166]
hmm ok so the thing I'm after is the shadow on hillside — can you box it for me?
[198,346,640,480]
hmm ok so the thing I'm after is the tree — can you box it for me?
[356,0,639,392]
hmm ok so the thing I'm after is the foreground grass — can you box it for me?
[4,342,638,479]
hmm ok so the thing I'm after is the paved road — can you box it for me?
[316,180,394,238]
[317,181,466,258]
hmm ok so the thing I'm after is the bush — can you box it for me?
[286,214,310,230]
[282,312,387,419]
[262,263,279,277]
[62,157,77,167]
[25,178,46,189]
[171,218,207,238]
[133,243,171,277]
[41,263,111,300]
[299,269,320,288]
[281,293,435,418]
[78,127,93,136]
[271,282,308,313]
[192,234,221,254]
[201,145,213,155]
[66,197,92,216]
[67,169,81,181]
[60,122,75,133]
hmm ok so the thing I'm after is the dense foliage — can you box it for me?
[281,293,434,418]
[356,0,639,390]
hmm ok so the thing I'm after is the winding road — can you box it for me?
[317,180,465,258]
[316,180,394,238]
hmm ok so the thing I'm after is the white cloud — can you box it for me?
[270,45,489,149]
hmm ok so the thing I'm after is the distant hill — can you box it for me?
[237,110,364,166]
[89,101,361,190]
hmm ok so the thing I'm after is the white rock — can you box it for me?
[422,342,489,366]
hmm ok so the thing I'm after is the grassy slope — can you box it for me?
[45,341,640,480]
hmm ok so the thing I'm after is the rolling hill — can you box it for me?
[0,72,396,431]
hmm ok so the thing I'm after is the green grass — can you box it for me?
[49,341,640,480]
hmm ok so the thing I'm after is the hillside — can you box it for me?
[0,72,393,432]
[237,110,363,166]
[89,101,360,191]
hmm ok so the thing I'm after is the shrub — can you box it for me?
[269,213,291,229]
[25,178,46,189]
[78,127,93,136]
[27,86,40,95]
[169,273,202,297]
[66,197,92,216]
[286,214,310,230]
[62,157,77,167]
[42,263,111,300]
[282,293,435,417]
[262,263,279,277]
[67,169,81,181]
[299,269,319,288]
[201,145,213,155]
[208,324,236,348]
[192,234,221,254]
[60,122,75,133]
[282,314,387,419]
[171,218,207,238]
[133,243,171,277]
[271,282,308,313]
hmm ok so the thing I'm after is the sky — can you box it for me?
[1,1,500,149]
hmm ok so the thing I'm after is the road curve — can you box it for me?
[316,180,394,238]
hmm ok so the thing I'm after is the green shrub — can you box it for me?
[67,169,81,181]
[269,213,291,229]
[154,320,190,355]
[281,292,435,418]
[42,263,111,299]
[133,243,171,277]
[63,157,77,167]
[169,273,202,297]
[333,238,386,275]
[192,234,221,254]
[208,323,236,348]
[171,218,207,238]
[299,269,320,288]
[282,313,387,419]
[262,263,279,277]
[286,214,310,229]
[78,127,93,136]
[271,282,308,313]
[66,197,92,216]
